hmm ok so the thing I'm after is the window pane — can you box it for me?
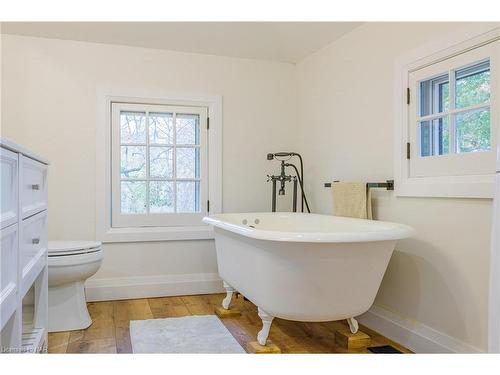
[176,147,199,178]
[455,108,490,153]
[121,181,146,214]
[419,120,432,156]
[121,146,146,178]
[439,82,449,112]
[150,181,174,213]
[149,146,173,178]
[149,112,174,144]
[121,112,146,143]
[176,114,199,145]
[176,181,199,213]
[419,73,449,116]
[455,61,490,109]
[438,117,449,155]
[419,116,449,157]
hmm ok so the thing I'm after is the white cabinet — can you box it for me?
[20,211,48,296]
[0,224,18,331]
[1,147,18,229]
[0,139,48,353]
[20,156,48,219]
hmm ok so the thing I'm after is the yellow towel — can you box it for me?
[331,182,372,219]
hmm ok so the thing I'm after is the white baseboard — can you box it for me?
[84,272,224,302]
[358,305,483,353]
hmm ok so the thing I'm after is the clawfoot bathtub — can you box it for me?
[203,212,414,346]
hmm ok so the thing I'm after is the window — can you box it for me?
[408,42,496,178]
[111,103,208,228]
[413,59,492,161]
[395,29,499,198]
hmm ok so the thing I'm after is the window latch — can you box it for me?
[406,142,411,159]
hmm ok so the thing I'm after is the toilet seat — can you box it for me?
[48,248,103,268]
[48,240,102,257]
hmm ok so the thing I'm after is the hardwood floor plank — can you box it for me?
[66,337,117,353]
[182,295,215,315]
[219,317,253,350]
[60,301,116,351]
[115,326,132,354]
[113,298,153,327]
[272,320,327,353]
[81,319,115,340]
[47,332,70,353]
[148,296,191,318]
[67,329,84,344]
[205,293,225,306]
[111,299,153,352]
[49,294,411,354]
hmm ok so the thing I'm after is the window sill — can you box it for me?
[395,174,495,199]
[98,225,214,243]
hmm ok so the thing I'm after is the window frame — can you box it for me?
[96,90,222,243]
[111,102,208,228]
[409,46,495,178]
[418,73,449,157]
[394,26,500,198]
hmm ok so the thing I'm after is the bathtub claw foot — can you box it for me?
[257,308,275,346]
[222,281,235,310]
[347,317,359,334]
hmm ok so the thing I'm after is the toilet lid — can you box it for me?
[48,240,102,256]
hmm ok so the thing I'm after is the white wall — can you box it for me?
[1,35,296,298]
[294,22,498,352]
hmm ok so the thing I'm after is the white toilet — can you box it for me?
[48,241,103,332]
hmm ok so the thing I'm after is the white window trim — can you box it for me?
[96,89,222,243]
[394,25,500,198]
[111,103,208,227]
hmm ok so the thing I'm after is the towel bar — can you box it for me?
[324,180,394,190]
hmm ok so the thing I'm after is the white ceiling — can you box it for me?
[2,22,362,64]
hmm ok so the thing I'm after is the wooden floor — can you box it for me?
[48,294,411,354]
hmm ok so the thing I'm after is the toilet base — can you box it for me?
[48,281,92,332]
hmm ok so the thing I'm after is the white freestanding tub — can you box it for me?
[203,212,414,345]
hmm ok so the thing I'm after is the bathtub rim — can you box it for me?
[203,212,415,243]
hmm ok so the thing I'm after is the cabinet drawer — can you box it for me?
[20,211,47,294]
[1,147,19,229]
[21,156,48,219]
[1,224,18,330]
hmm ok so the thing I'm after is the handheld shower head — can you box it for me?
[267,152,296,160]
[274,152,295,157]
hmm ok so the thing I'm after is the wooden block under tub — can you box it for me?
[335,329,371,350]
[214,306,241,318]
[246,340,281,354]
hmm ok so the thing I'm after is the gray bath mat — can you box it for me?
[129,315,246,353]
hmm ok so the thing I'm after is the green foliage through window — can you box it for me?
[418,59,490,157]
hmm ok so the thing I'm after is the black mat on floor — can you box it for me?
[368,345,403,354]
